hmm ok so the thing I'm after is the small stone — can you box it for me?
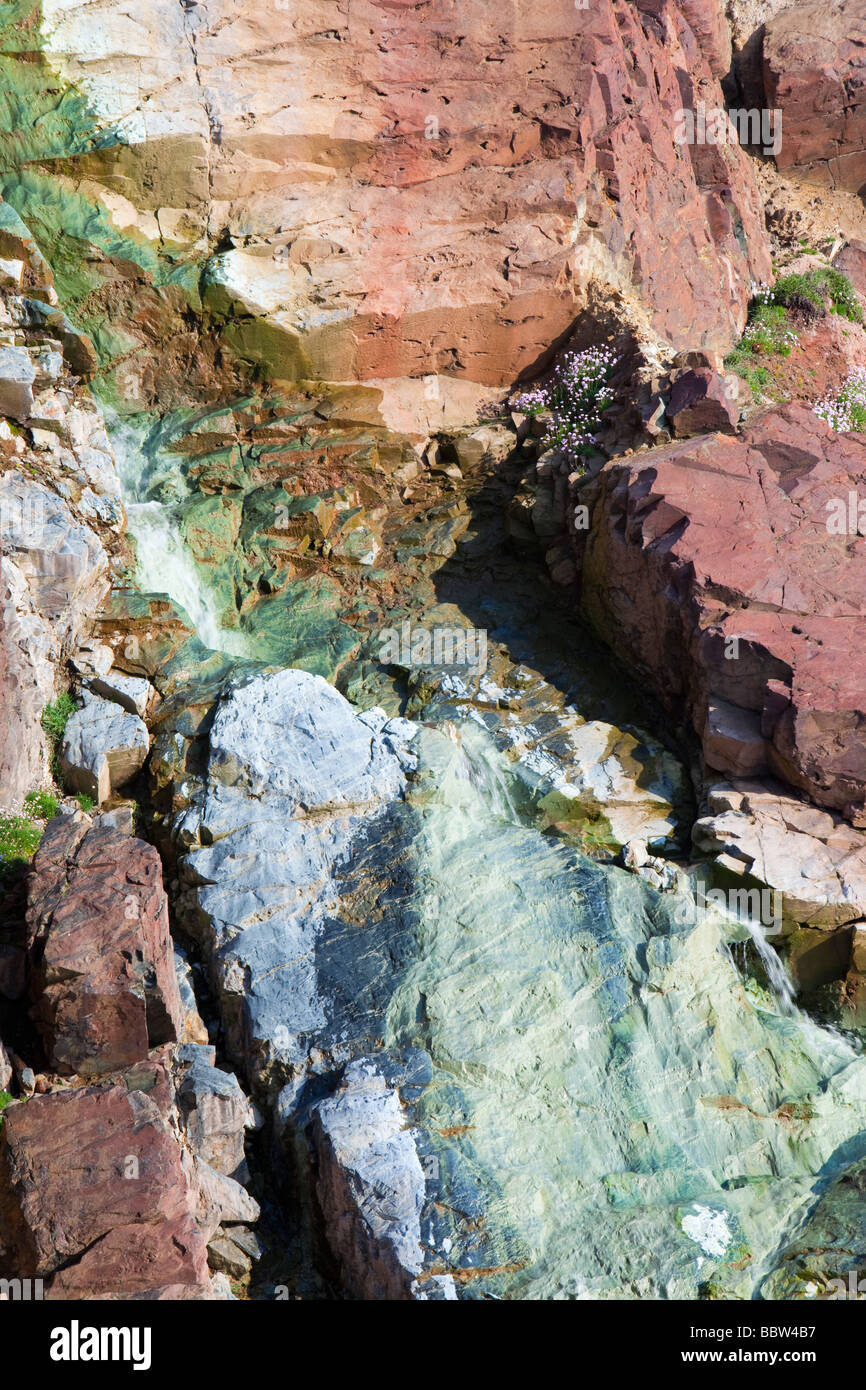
[207,1234,252,1280]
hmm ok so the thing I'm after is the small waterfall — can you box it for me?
[742,917,801,1017]
[106,412,249,658]
[437,721,521,824]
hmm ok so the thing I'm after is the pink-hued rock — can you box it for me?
[763,0,866,193]
[26,816,183,1078]
[835,242,866,301]
[0,1082,210,1297]
[668,368,740,436]
[41,0,769,420]
[677,0,732,76]
[578,403,866,817]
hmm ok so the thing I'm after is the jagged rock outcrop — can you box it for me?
[694,780,866,929]
[0,203,127,810]
[9,0,770,428]
[0,813,260,1299]
[0,1072,211,1300]
[576,404,866,819]
[26,815,183,1078]
[763,0,866,194]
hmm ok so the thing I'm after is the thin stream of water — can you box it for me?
[106,412,250,658]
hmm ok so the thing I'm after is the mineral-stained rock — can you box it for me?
[404,646,692,852]
[578,404,866,816]
[667,368,739,437]
[26,0,769,423]
[0,1082,210,1298]
[758,1154,866,1300]
[59,689,150,805]
[27,817,183,1077]
[170,658,866,1300]
[693,780,866,928]
[763,0,866,194]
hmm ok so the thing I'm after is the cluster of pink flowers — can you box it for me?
[513,345,618,463]
[813,367,866,433]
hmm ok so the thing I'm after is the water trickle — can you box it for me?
[437,720,521,825]
[107,413,249,658]
[742,916,801,1018]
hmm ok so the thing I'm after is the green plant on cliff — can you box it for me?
[23,789,58,821]
[41,692,76,780]
[0,1092,12,1128]
[725,266,864,404]
[771,267,862,323]
[725,297,797,400]
[0,789,59,879]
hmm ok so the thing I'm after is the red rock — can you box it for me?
[0,1083,210,1297]
[835,242,866,302]
[578,404,866,816]
[763,0,866,193]
[26,817,183,1079]
[677,0,732,76]
[668,368,739,436]
[39,0,769,413]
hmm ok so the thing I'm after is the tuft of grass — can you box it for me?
[75,792,95,813]
[41,692,76,742]
[721,266,863,404]
[0,788,59,880]
[772,267,863,323]
[41,692,76,781]
[24,789,58,820]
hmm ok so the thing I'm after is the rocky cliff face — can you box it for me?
[0,0,769,430]
[3,0,866,1309]
[0,209,126,807]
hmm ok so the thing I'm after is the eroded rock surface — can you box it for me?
[578,404,866,818]
[0,0,771,426]
[27,816,183,1078]
[763,0,866,195]
[165,658,866,1301]
[694,780,866,928]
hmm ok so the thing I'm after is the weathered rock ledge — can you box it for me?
[575,403,866,820]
